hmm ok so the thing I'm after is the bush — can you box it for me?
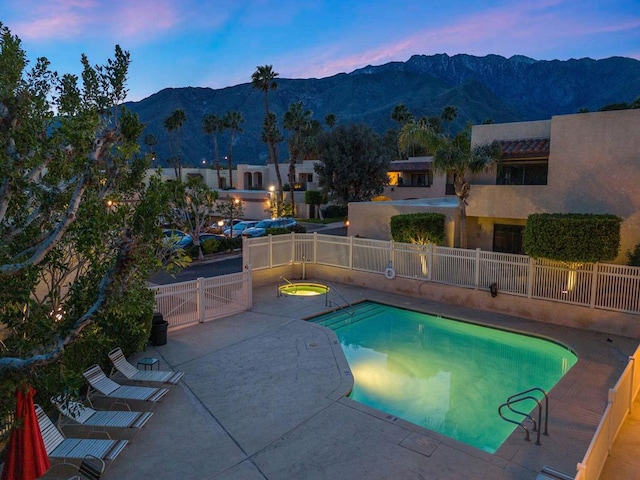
[390,213,446,244]
[201,238,222,255]
[305,190,327,205]
[266,227,291,236]
[322,205,347,218]
[289,224,307,233]
[628,243,640,266]
[523,213,621,263]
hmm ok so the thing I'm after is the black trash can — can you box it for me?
[150,313,168,346]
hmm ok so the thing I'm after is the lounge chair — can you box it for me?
[108,347,184,385]
[52,396,152,438]
[35,405,127,464]
[66,454,105,480]
[82,365,168,408]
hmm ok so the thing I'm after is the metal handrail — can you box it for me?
[324,283,353,314]
[498,387,549,445]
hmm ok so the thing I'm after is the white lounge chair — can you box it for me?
[35,405,127,464]
[82,365,168,408]
[52,397,152,438]
[108,347,184,385]
[66,454,105,480]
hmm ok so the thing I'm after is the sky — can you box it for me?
[2,0,639,102]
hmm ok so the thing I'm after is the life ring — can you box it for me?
[384,267,396,279]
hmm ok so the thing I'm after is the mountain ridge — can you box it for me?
[125,53,640,167]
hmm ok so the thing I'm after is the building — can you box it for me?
[349,109,640,264]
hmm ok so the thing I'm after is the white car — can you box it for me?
[223,221,259,238]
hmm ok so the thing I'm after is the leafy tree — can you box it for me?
[315,124,391,206]
[283,101,312,215]
[0,21,169,408]
[223,110,244,189]
[168,177,219,260]
[216,198,244,240]
[202,113,225,188]
[164,108,187,180]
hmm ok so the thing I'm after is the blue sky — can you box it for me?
[3,0,639,102]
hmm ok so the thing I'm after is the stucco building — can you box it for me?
[349,109,640,264]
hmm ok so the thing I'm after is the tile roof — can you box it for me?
[499,138,550,159]
[388,160,432,172]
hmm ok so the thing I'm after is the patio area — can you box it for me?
[45,282,638,479]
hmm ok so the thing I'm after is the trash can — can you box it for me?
[150,312,168,346]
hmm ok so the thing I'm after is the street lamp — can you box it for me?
[268,185,276,218]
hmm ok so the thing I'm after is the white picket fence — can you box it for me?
[245,233,640,315]
[150,270,252,329]
[575,345,640,480]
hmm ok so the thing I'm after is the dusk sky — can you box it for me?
[3,0,639,102]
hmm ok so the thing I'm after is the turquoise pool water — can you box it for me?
[310,301,577,453]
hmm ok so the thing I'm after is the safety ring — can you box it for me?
[384,267,396,279]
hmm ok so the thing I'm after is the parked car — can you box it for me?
[241,218,298,238]
[223,221,259,238]
[209,219,243,234]
[162,229,193,249]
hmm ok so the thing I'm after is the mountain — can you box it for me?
[125,53,640,167]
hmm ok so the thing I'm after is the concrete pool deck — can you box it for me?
[44,281,638,479]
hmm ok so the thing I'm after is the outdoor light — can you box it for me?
[217,220,225,227]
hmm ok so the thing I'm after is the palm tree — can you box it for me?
[224,110,244,189]
[202,114,225,189]
[391,103,413,127]
[283,101,312,216]
[251,65,279,164]
[399,122,500,248]
[324,113,337,129]
[441,105,458,136]
[261,112,284,215]
[164,109,187,181]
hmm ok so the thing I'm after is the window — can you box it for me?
[497,161,548,185]
[493,224,524,254]
[409,172,432,187]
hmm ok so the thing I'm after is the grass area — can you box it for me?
[296,217,345,224]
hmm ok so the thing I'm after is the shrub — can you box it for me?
[266,227,291,236]
[289,224,307,233]
[322,205,347,218]
[390,213,446,244]
[201,238,222,255]
[523,213,621,263]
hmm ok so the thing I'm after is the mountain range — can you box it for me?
[124,53,640,167]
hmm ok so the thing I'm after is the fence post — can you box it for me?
[590,263,599,309]
[313,232,318,264]
[527,257,534,299]
[607,388,616,450]
[197,277,205,323]
[269,234,273,268]
[349,236,353,270]
[428,244,433,281]
[474,248,481,290]
[390,240,395,267]
[246,266,253,310]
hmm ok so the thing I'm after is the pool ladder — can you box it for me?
[498,387,549,445]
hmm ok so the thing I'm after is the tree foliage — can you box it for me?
[315,124,391,206]
[390,213,446,245]
[0,24,170,417]
[523,213,621,263]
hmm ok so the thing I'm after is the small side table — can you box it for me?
[137,357,159,371]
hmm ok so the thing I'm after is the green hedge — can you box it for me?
[628,243,640,266]
[390,213,446,244]
[523,213,621,263]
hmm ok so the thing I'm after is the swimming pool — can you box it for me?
[310,301,577,453]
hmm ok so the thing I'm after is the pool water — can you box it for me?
[310,301,577,453]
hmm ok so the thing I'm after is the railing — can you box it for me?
[499,387,549,446]
[575,345,640,480]
[246,233,640,315]
[150,270,252,330]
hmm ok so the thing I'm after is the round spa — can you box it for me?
[277,282,330,297]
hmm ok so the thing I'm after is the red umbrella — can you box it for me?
[1,384,50,480]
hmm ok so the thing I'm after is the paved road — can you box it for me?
[148,255,243,285]
[148,222,346,285]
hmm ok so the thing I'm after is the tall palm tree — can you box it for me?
[402,123,501,248]
[202,114,225,188]
[251,65,279,164]
[261,112,284,215]
[283,101,312,216]
[441,105,458,136]
[224,110,244,189]
[163,109,187,181]
[324,113,337,129]
[391,103,413,127]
